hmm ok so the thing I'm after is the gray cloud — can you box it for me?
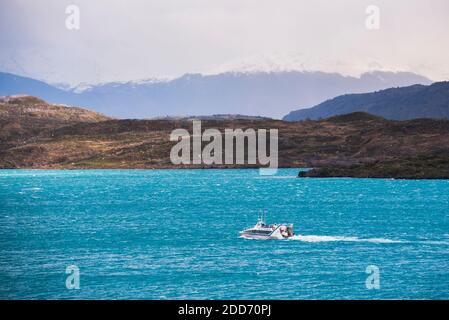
[1,0,448,85]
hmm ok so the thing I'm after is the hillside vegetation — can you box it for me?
[1,97,449,174]
[298,156,449,179]
[0,95,111,150]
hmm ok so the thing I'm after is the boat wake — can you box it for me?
[290,235,402,244]
[241,234,449,245]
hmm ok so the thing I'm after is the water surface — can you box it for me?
[0,169,448,299]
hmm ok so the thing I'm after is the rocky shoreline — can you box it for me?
[298,156,449,180]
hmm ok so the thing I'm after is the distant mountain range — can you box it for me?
[284,82,449,121]
[151,114,271,121]
[0,71,431,119]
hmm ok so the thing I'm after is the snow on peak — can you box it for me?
[203,52,406,78]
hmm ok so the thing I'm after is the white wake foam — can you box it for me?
[241,234,449,245]
[290,235,402,244]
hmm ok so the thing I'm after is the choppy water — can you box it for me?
[0,169,448,299]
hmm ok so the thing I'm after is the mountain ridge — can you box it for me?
[0,70,432,119]
[284,81,449,121]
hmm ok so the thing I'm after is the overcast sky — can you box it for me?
[1,0,448,85]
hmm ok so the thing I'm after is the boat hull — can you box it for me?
[239,221,294,240]
[239,232,284,240]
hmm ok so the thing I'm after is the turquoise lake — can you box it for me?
[0,169,448,299]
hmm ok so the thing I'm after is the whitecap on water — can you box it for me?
[254,176,298,179]
[21,187,43,192]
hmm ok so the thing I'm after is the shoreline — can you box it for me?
[3,97,449,179]
[0,166,299,171]
[0,165,298,170]
[298,156,449,180]
[2,166,449,181]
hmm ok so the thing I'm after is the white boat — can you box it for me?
[239,215,294,240]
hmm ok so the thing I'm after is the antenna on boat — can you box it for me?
[258,211,264,224]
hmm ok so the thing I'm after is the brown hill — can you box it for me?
[298,156,449,179]
[1,98,449,170]
[0,95,111,150]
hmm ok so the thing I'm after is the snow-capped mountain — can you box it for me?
[204,52,405,79]
[0,70,432,119]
